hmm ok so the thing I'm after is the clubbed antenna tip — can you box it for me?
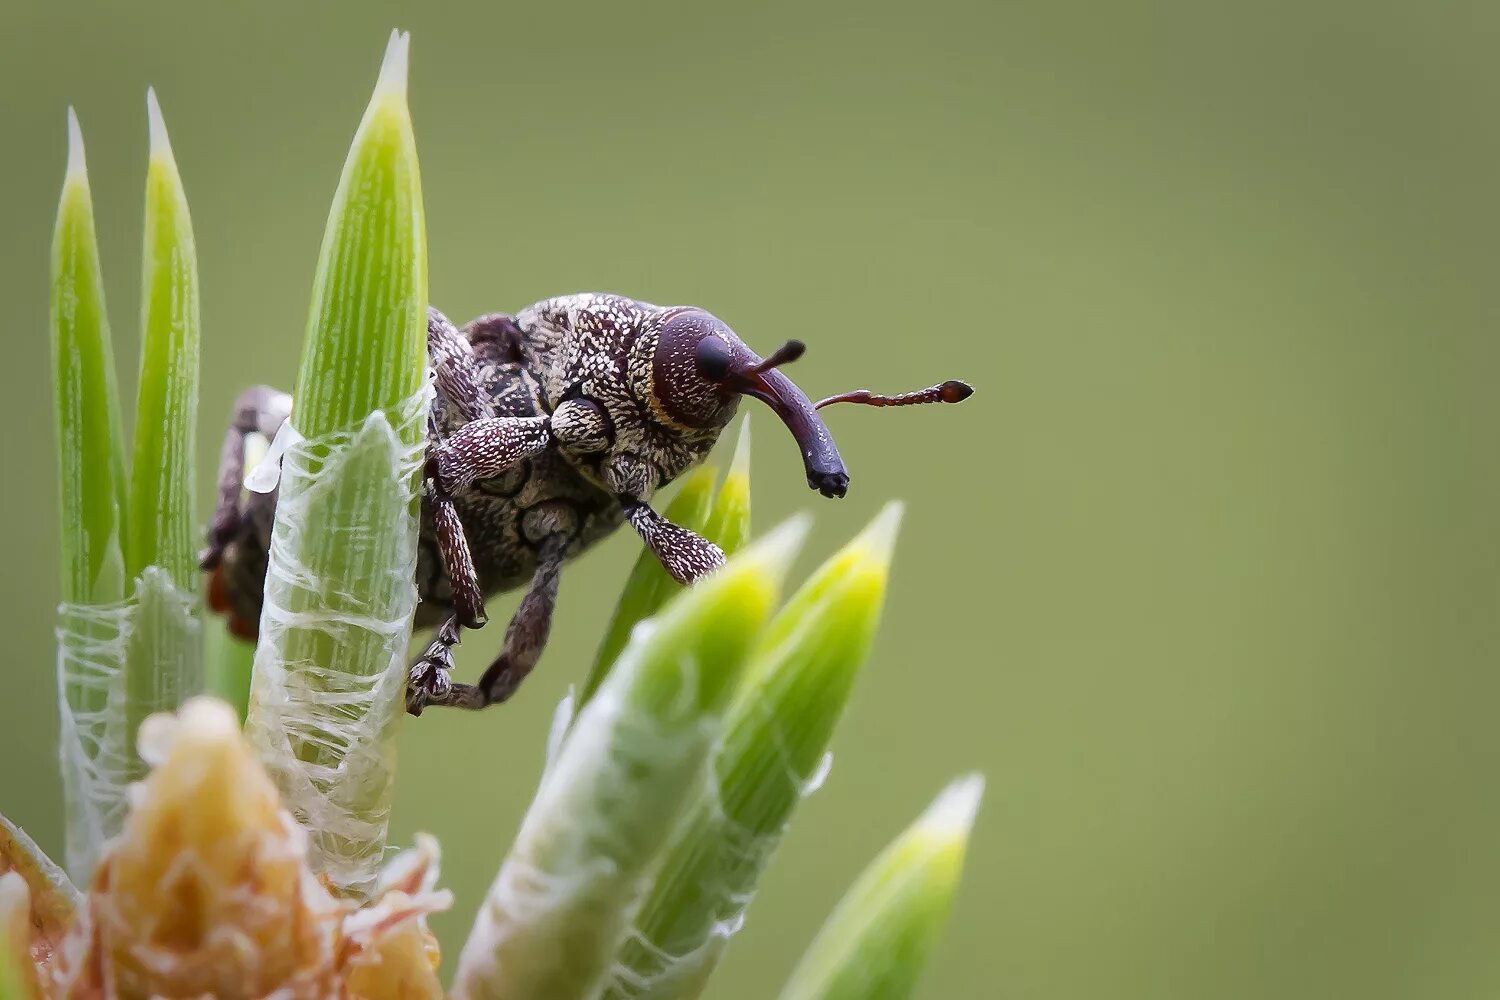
[65,106,86,178]
[375,29,411,99]
[814,379,973,411]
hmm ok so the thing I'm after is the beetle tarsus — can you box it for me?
[406,616,462,716]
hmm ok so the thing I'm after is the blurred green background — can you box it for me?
[3,0,1498,996]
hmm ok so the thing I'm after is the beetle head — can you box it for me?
[651,308,972,499]
[652,308,847,497]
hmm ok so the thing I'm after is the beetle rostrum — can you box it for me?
[201,293,971,714]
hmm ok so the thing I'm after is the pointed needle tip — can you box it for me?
[146,87,173,160]
[919,772,986,838]
[65,106,86,178]
[374,29,411,99]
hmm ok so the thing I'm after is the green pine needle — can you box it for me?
[581,465,717,706]
[603,502,901,998]
[580,417,754,708]
[292,44,427,434]
[702,416,752,556]
[121,90,205,771]
[240,29,429,897]
[778,774,985,1000]
[50,116,128,846]
[51,109,126,609]
[453,518,808,1000]
[125,88,200,590]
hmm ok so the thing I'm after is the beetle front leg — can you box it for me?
[622,499,726,585]
[430,416,552,493]
[605,453,726,585]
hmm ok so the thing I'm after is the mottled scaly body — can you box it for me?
[204,292,969,713]
[416,294,726,624]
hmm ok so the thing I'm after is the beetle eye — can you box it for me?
[652,308,744,429]
[695,335,733,382]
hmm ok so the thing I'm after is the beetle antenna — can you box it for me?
[745,340,806,376]
[815,379,973,410]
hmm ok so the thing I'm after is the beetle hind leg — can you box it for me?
[201,385,292,571]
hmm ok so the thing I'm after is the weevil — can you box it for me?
[201,293,972,714]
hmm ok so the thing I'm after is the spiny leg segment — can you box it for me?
[407,308,557,713]
[622,499,726,585]
[604,451,728,587]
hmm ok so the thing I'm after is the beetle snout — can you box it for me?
[809,468,849,499]
[743,367,850,501]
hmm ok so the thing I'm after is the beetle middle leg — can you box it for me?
[405,461,485,715]
[413,410,554,628]
[410,506,575,714]
[406,416,558,714]
[421,306,533,632]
